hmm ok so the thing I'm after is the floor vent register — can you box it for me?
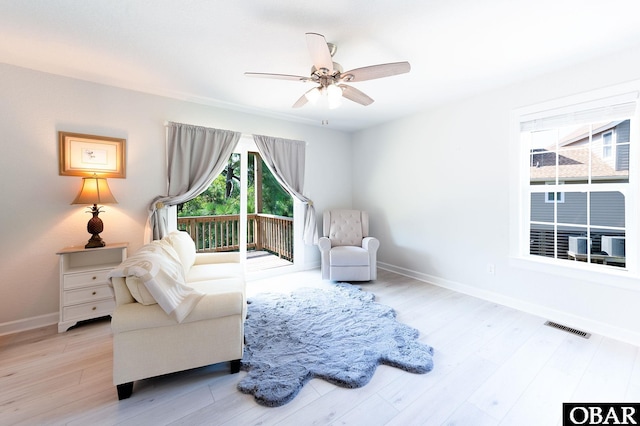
[544,320,591,339]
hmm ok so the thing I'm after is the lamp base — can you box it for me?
[85,205,106,249]
[85,234,106,249]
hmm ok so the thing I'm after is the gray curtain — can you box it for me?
[149,122,241,240]
[253,134,318,245]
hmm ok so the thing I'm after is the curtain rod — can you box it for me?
[163,121,308,145]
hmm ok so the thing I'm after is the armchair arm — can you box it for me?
[362,237,379,281]
[318,237,332,280]
[362,237,380,253]
[111,276,135,306]
[318,237,332,253]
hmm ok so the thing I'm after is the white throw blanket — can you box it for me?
[108,241,203,322]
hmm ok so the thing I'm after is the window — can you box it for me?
[516,90,638,272]
[602,130,613,158]
[176,148,295,269]
[545,182,564,203]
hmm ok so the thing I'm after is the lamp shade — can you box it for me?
[71,176,118,205]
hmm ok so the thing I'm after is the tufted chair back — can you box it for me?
[323,210,369,247]
[319,209,379,281]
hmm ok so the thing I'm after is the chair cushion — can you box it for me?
[187,278,246,322]
[124,259,243,307]
[330,246,370,266]
[164,231,196,274]
[187,262,244,283]
[111,278,245,333]
[328,210,363,247]
[114,239,186,308]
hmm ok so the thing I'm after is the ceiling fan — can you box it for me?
[245,33,411,109]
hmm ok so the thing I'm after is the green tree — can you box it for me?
[261,159,293,217]
[178,152,292,217]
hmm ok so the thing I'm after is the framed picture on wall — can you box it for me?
[58,131,126,178]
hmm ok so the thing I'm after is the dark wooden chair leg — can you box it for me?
[230,359,241,374]
[116,382,134,400]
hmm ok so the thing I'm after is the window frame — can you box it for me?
[509,82,640,284]
[545,182,564,204]
[602,130,614,159]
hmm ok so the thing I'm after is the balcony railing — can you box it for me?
[177,213,293,261]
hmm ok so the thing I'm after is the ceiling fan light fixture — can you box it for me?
[327,83,342,109]
[245,33,410,109]
[305,87,322,104]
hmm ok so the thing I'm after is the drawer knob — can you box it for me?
[92,306,97,311]
[92,291,97,295]
[92,276,97,280]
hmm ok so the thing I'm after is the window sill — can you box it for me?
[509,255,640,291]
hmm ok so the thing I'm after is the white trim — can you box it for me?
[509,255,638,287]
[518,89,638,125]
[238,136,250,264]
[0,312,58,337]
[602,130,614,158]
[245,261,320,282]
[512,80,640,276]
[544,181,564,203]
[237,135,304,270]
[377,261,640,347]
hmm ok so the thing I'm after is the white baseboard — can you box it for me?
[8,263,639,346]
[304,260,321,271]
[3,262,323,337]
[378,261,640,347]
[246,260,320,281]
[0,312,58,337]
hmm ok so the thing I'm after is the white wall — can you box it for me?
[0,63,352,332]
[352,44,640,345]
[6,42,640,344]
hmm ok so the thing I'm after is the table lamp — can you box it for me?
[71,174,118,248]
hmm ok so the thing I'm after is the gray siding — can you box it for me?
[531,191,624,226]
[616,120,630,171]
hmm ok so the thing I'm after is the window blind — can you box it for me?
[520,92,638,132]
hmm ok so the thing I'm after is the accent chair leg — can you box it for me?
[117,382,134,400]
[230,359,241,374]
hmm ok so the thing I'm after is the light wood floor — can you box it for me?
[245,251,292,273]
[2,269,639,425]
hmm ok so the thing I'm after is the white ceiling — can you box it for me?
[2,0,640,132]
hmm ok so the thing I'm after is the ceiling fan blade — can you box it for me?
[292,92,310,108]
[339,84,374,106]
[341,61,411,82]
[245,72,310,82]
[306,32,333,74]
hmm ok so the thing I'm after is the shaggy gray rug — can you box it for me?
[237,284,434,407]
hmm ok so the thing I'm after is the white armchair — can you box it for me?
[318,209,380,281]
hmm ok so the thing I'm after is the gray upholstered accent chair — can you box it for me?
[318,209,380,281]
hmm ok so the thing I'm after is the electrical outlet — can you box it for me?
[487,264,495,275]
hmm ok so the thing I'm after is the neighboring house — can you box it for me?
[529,120,629,264]
[530,120,630,183]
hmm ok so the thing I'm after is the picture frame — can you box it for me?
[58,131,126,178]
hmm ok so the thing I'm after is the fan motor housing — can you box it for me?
[311,62,343,77]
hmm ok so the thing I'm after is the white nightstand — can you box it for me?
[57,242,128,333]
